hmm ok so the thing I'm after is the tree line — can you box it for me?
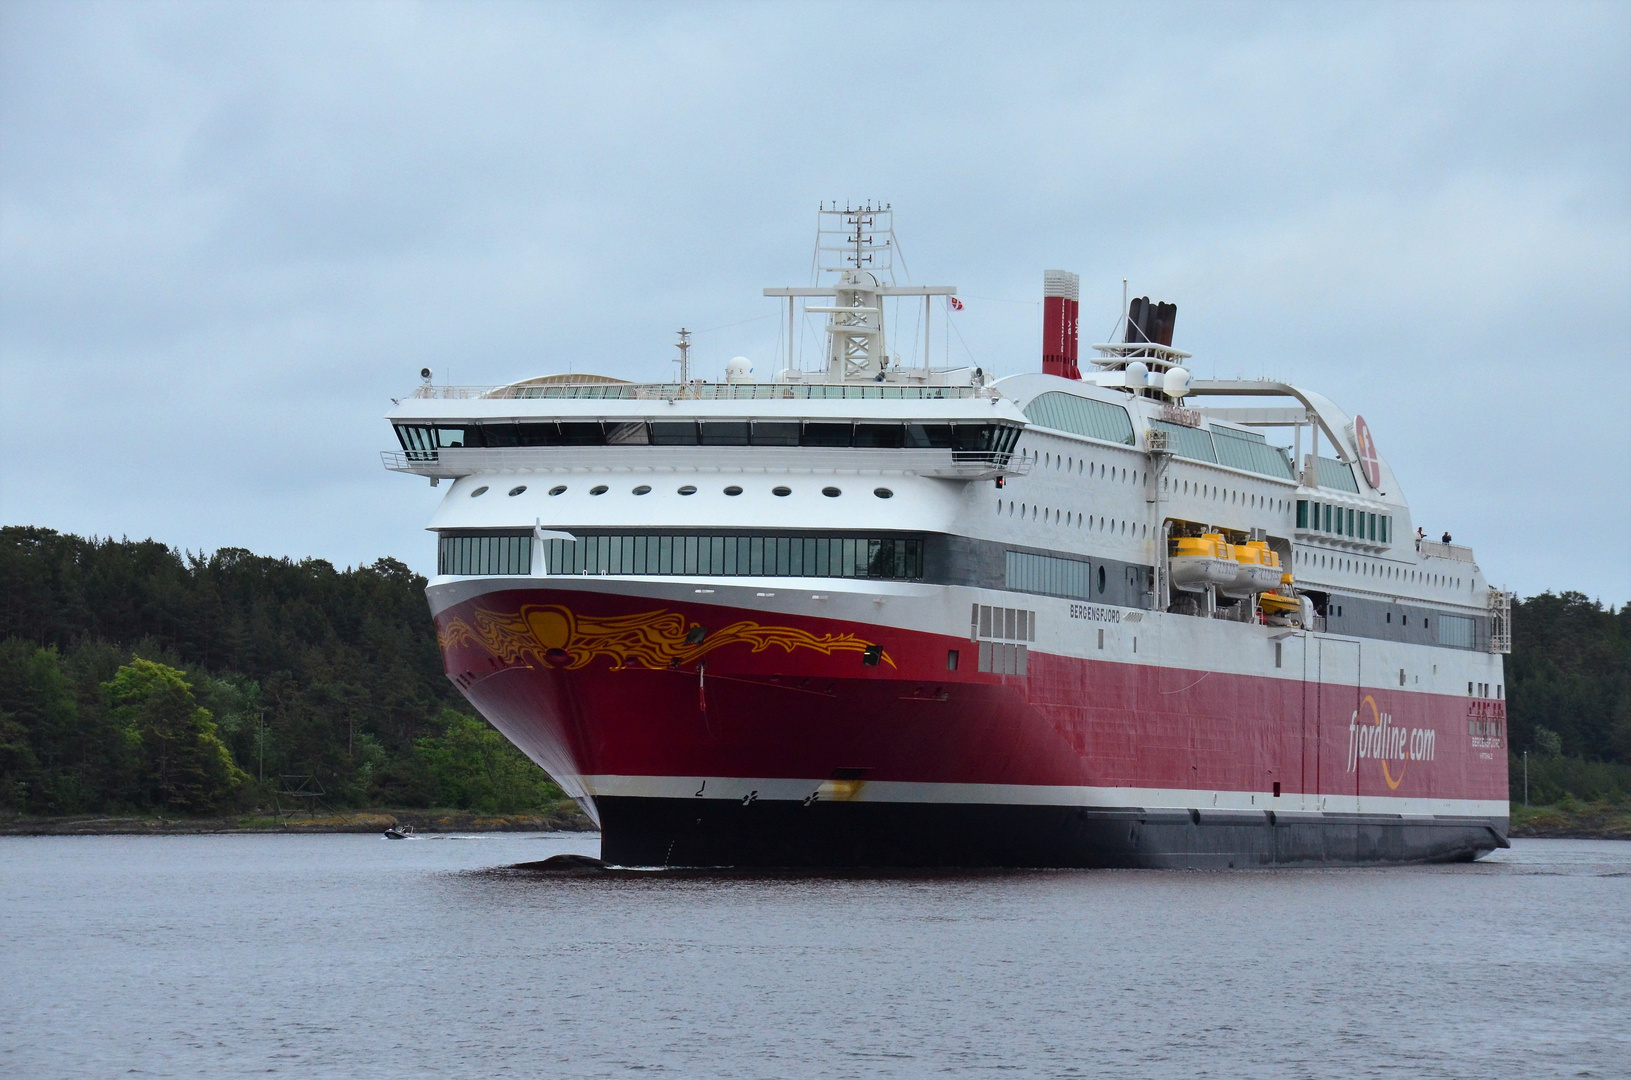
[1,528,1626,815]
[0,527,560,815]
[1504,591,1630,804]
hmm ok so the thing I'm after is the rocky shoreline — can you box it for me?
[1508,803,1631,841]
[0,804,597,836]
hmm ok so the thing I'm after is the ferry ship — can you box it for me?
[385,205,1511,868]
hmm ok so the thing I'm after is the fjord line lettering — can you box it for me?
[1345,695,1435,790]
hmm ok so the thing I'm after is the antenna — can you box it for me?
[1121,278,1128,343]
[673,328,691,384]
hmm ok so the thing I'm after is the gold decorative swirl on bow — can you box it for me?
[437,604,893,670]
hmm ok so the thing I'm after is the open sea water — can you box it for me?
[1,833,1627,1079]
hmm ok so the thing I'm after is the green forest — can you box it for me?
[2,526,1627,819]
[0,527,562,817]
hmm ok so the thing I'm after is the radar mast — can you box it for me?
[765,203,960,384]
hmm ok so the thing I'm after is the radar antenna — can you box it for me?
[767,203,957,383]
[673,327,691,385]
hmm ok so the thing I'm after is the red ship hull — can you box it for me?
[433,585,1509,868]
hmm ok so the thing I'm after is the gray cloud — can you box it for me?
[2,0,1627,600]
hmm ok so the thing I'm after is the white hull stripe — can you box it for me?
[585,774,1508,819]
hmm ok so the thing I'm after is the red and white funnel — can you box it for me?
[1043,270,1080,380]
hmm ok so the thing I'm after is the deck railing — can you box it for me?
[407,382,992,402]
[1415,540,1476,563]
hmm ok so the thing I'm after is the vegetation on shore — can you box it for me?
[1503,591,1630,831]
[0,528,570,820]
[2,529,1627,834]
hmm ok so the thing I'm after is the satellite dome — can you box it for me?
[725,356,754,383]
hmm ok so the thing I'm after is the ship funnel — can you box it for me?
[1043,270,1080,380]
[1125,296,1177,347]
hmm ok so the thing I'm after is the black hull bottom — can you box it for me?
[597,797,1509,870]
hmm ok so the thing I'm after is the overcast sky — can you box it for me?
[2,1,1627,602]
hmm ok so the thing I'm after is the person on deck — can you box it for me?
[1441,531,1452,544]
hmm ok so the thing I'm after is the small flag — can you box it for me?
[948,296,964,311]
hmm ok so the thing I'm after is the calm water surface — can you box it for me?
[2,833,1627,1079]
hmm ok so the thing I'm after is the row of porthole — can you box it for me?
[1026,445,1288,516]
[469,483,895,500]
[1031,448,1136,485]
[997,497,1148,539]
[1165,475,1288,514]
[1295,550,1466,590]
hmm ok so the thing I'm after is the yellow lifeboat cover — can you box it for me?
[1173,536,1224,559]
[1232,540,1280,568]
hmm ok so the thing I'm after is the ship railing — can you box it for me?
[1416,540,1477,563]
[407,382,993,402]
[382,447,1028,480]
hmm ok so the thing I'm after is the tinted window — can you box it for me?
[480,423,519,447]
[905,423,954,448]
[700,422,751,446]
[802,422,852,447]
[952,423,999,452]
[605,422,649,445]
[435,426,479,448]
[750,422,800,446]
[516,423,560,446]
[853,424,904,448]
[651,421,700,445]
[557,422,603,446]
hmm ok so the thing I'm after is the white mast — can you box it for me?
[765,203,959,384]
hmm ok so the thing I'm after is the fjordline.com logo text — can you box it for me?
[1345,695,1436,790]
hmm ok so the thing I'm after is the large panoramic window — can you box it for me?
[438,533,533,576]
[1149,419,1217,463]
[1023,392,1136,445]
[1316,456,1360,493]
[1211,427,1295,480]
[1004,551,1091,600]
[539,533,923,580]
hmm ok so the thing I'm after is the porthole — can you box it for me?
[678,485,697,496]
[469,486,489,498]
[772,486,792,497]
[632,485,651,496]
[874,487,893,499]
[590,485,609,496]
[548,485,567,496]
[725,485,743,496]
[508,485,527,497]
[822,486,841,497]
[1098,565,1106,593]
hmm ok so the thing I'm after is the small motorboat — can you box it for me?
[383,824,417,840]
